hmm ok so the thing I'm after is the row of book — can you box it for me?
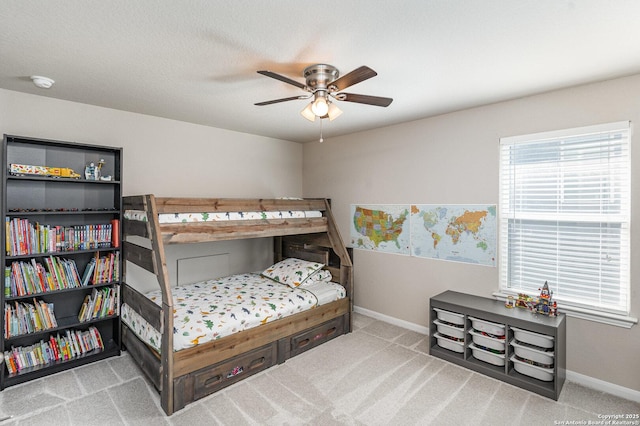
[4,252,120,298]
[5,218,119,256]
[83,252,120,287]
[5,256,81,298]
[3,326,104,375]
[4,299,58,339]
[78,286,119,322]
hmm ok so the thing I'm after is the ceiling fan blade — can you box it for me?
[338,93,393,107]
[257,70,307,90]
[329,66,377,91]
[254,95,308,106]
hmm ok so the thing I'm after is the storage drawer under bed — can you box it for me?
[174,343,278,403]
[278,314,346,362]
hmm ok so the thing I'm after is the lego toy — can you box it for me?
[85,158,105,180]
[10,163,81,179]
[510,282,558,316]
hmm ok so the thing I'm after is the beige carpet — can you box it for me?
[0,313,638,425]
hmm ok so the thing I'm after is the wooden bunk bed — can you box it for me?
[121,195,353,415]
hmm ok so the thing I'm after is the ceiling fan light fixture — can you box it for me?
[256,63,392,128]
[301,102,316,122]
[327,102,342,121]
[311,94,329,117]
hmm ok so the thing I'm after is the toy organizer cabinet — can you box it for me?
[429,290,565,400]
[1,135,122,389]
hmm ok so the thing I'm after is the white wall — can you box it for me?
[303,74,640,394]
[0,88,303,289]
[0,89,302,198]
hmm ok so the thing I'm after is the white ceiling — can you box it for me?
[2,1,640,143]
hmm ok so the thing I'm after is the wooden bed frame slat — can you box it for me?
[282,244,329,265]
[123,195,146,211]
[121,195,353,415]
[122,326,161,389]
[122,283,162,331]
[123,218,150,239]
[122,241,157,275]
[282,233,332,248]
[159,217,328,244]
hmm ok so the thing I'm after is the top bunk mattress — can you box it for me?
[124,209,322,223]
[121,272,346,352]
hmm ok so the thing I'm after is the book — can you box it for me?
[81,258,96,286]
[111,219,120,248]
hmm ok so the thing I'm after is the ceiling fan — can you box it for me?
[255,64,393,122]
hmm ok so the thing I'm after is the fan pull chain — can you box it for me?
[319,118,324,143]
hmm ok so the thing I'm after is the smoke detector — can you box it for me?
[30,76,55,89]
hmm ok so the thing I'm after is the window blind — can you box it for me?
[499,122,631,314]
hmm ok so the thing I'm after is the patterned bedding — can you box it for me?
[121,272,346,352]
[124,209,322,223]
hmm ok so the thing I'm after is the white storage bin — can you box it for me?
[433,308,465,326]
[433,319,465,339]
[469,343,506,366]
[468,316,505,336]
[510,340,554,367]
[434,332,464,353]
[468,328,506,352]
[511,355,554,381]
[510,327,554,349]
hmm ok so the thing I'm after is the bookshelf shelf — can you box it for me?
[6,247,120,260]
[3,339,119,385]
[6,281,118,302]
[7,175,121,184]
[5,314,119,343]
[1,134,122,389]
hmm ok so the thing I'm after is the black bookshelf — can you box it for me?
[1,135,122,388]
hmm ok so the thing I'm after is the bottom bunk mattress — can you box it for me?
[121,272,346,352]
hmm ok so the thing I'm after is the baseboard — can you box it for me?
[565,370,640,403]
[354,305,640,403]
[354,306,429,335]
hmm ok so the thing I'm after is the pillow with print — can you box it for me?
[261,258,325,288]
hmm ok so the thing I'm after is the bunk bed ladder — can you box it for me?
[143,195,174,414]
[122,194,176,415]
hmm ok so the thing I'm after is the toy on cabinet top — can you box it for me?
[533,281,558,317]
[507,281,558,317]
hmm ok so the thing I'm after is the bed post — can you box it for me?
[143,194,176,415]
[322,199,354,331]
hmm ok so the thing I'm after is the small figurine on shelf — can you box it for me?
[97,158,113,180]
[85,158,105,181]
[515,293,534,310]
[505,295,516,309]
[85,162,97,180]
[532,281,558,316]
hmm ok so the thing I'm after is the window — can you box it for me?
[499,122,631,317]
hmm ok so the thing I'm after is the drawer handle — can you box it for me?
[297,338,310,348]
[204,375,223,387]
[296,325,339,349]
[249,356,266,369]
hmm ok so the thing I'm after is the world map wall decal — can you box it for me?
[350,204,497,267]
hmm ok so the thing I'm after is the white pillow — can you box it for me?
[261,258,325,288]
